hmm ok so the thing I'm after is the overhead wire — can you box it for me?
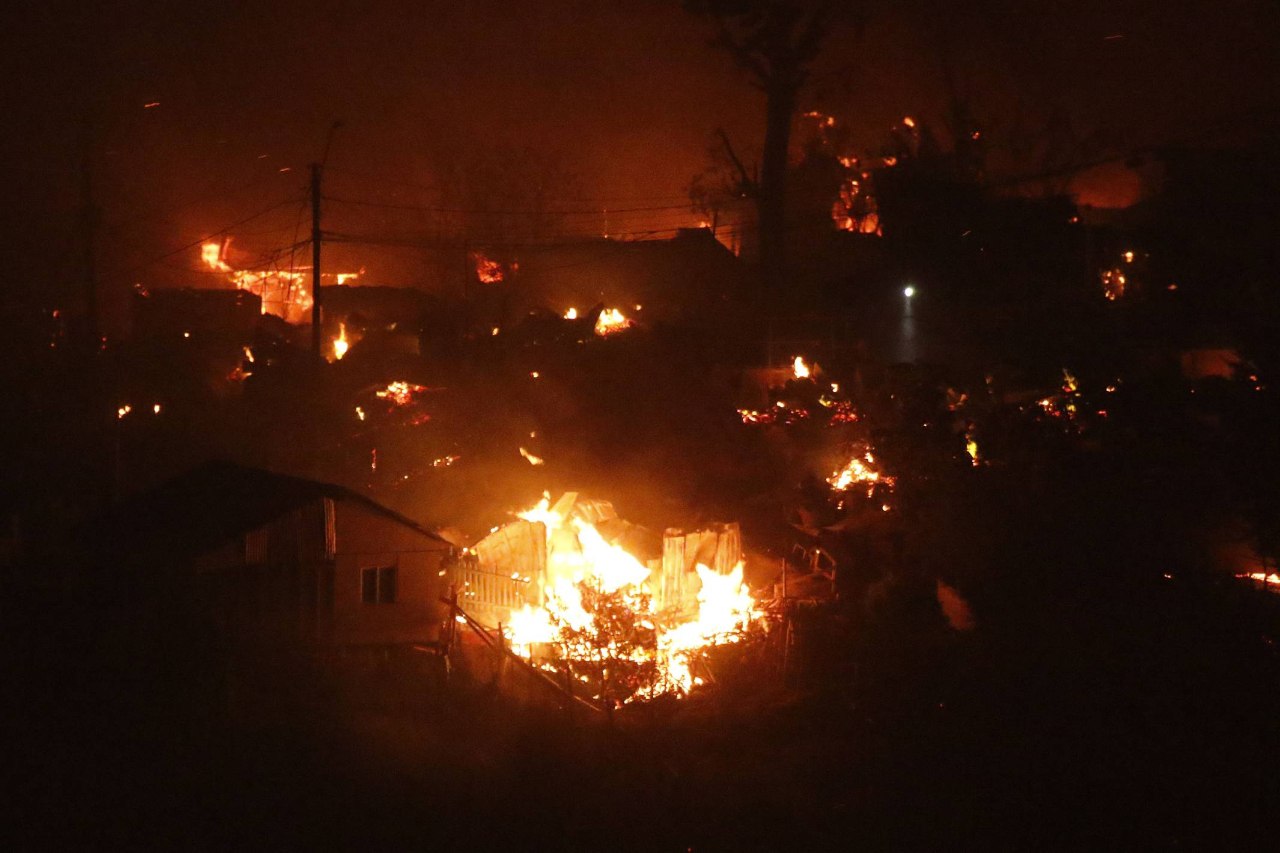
[103,195,304,278]
[321,194,698,216]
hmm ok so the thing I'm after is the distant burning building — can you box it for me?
[472,228,746,325]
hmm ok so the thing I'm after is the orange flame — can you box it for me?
[332,323,350,361]
[473,252,504,284]
[501,494,759,700]
[593,308,633,337]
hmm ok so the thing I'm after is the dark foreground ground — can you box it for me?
[5,551,1280,852]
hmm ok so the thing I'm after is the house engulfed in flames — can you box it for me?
[452,492,757,703]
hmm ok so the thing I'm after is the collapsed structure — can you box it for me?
[455,492,756,701]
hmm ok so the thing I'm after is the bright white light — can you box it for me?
[903,285,916,298]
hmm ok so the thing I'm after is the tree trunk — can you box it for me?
[758,79,797,310]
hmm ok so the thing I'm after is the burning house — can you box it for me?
[470,228,746,327]
[452,492,756,703]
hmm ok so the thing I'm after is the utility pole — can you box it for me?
[79,125,99,354]
[310,162,323,362]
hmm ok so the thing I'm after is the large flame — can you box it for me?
[501,495,758,700]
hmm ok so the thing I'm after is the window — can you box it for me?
[244,527,267,564]
[360,565,398,604]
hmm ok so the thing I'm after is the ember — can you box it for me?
[827,449,894,497]
[375,380,429,406]
[473,252,505,284]
[1101,267,1126,300]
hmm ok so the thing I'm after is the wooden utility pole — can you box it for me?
[310,162,323,361]
[78,118,100,354]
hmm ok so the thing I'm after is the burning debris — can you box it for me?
[563,306,636,337]
[593,307,633,336]
[375,380,430,407]
[199,238,359,323]
[472,251,506,284]
[1101,248,1143,301]
[738,356,861,428]
[827,449,894,497]
[459,493,760,705]
[1101,266,1128,301]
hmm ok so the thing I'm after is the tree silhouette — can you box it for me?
[685,0,856,305]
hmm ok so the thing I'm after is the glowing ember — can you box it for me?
[827,450,894,497]
[198,237,358,322]
[1101,267,1127,301]
[375,380,428,406]
[116,404,132,419]
[593,308,633,336]
[792,356,812,379]
[519,447,545,466]
[564,307,579,320]
[500,495,759,702]
[473,252,505,284]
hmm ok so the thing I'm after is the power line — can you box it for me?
[322,164,698,205]
[103,196,303,278]
[321,194,697,217]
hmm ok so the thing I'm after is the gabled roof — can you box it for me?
[89,460,449,567]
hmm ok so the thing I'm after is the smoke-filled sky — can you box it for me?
[3,0,1277,323]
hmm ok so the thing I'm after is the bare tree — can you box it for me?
[685,0,857,304]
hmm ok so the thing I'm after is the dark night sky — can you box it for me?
[3,0,1277,325]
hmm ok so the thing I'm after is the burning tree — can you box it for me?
[544,582,662,708]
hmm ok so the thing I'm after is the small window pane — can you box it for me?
[378,566,397,604]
